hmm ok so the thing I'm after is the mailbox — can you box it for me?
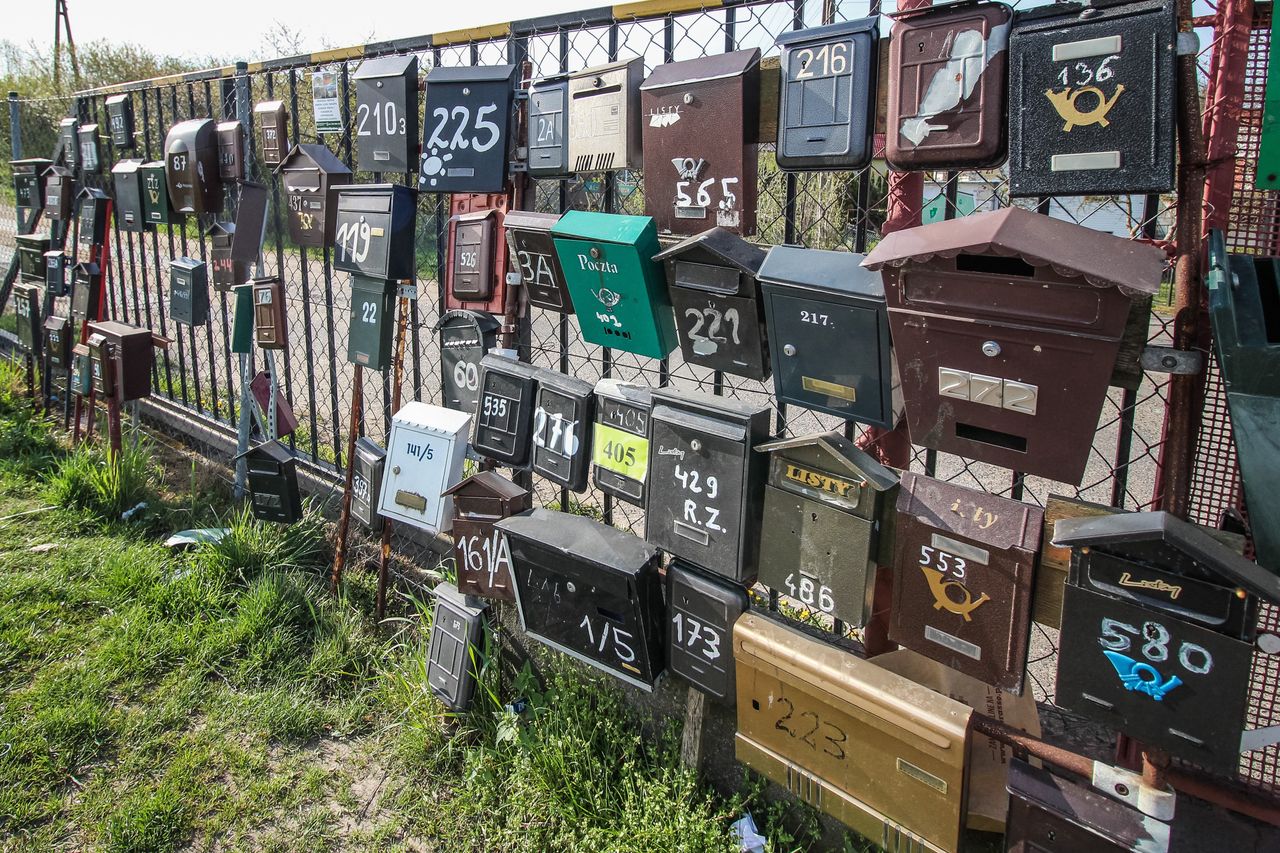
[776,16,879,171]
[593,378,652,506]
[530,369,594,492]
[44,315,73,370]
[76,187,110,257]
[1008,0,1177,197]
[666,562,748,703]
[332,184,418,281]
[351,437,385,531]
[759,245,899,428]
[505,210,572,313]
[654,226,769,380]
[889,472,1042,694]
[445,194,510,314]
[419,64,517,193]
[1054,511,1280,773]
[734,613,973,853]
[44,250,68,297]
[255,100,290,167]
[165,119,222,215]
[886,2,1011,170]
[276,143,352,248]
[169,257,209,327]
[640,49,760,236]
[499,508,665,690]
[105,94,135,149]
[231,283,255,354]
[527,75,568,177]
[426,581,486,711]
[864,207,1164,484]
[207,221,246,292]
[43,165,74,222]
[140,161,177,225]
[232,181,269,266]
[353,55,419,174]
[472,354,538,467]
[238,440,303,524]
[348,276,396,370]
[217,120,246,182]
[252,277,287,349]
[77,125,101,175]
[85,320,154,402]
[444,471,531,602]
[111,159,147,233]
[439,309,500,414]
[12,284,41,354]
[71,345,92,396]
[377,401,471,533]
[70,262,103,322]
[756,432,897,628]
[58,117,78,170]
[15,235,50,283]
[551,211,678,360]
[11,158,50,232]
[568,58,643,173]
[86,330,113,397]
[646,389,770,584]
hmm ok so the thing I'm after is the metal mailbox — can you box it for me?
[505,210,572,313]
[756,432,898,628]
[44,315,73,370]
[140,161,176,225]
[640,49,760,236]
[426,581,486,711]
[759,245,899,428]
[231,283,254,354]
[58,117,78,170]
[445,470,531,602]
[332,184,417,281]
[238,440,303,524]
[12,284,41,354]
[776,16,879,171]
[85,320,154,402]
[472,353,538,467]
[1261,10,1280,188]
[527,75,568,177]
[1008,0,1177,197]
[44,250,67,297]
[276,143,351,248]
[232,181,269,266]
[592,378,652,506]
[1054,511,1280,773]
[445,194,510,314]
[863,206,1164,484]
[377,401,472,533]
[499,508,665,690]
[164,118,222,215]
[568,58,643,173]
[15,235,49,283]
[169,257,209,327]
[216,120,246,182]
[105,94,135,149]
[353,54,419,173]
[734,613,973,853]
[551,211,678,360]
[655,226,769,380]
[11,158,50,232]
[666,562,748,703]
[77,124,101,175]
[889,471,1043,694]
[419,64,518,193]
[351,437,385,531]
[70,262,103,322]
[252,277,287,349]
[254,100,290,167]
[886,1,1011,170]
[71,344,91,396]
[86,330,113,397]
[646,389,770,584]
[348,276,396,370]
[111,159,147,233]
[530,369,595,492]
[439,309,500,414]
[207,221,247,292]
[76,188,110,257]
[43,165,74,222]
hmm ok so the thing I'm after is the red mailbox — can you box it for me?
[445,193,511,315]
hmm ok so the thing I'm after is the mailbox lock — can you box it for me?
[783,343,797,357]
[690,438,702,452]
[463,87,471,96]
[393,465,401,475]
[566,581,576,593]
[682,93,694,105]
[376,81,383,88]
[592,76,603,89]
[590,247,601,259]
[981,340,1002,358]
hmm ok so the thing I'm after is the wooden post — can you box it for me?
[680,686,707,772]
[375,290,410,620]
[330,363,363,593]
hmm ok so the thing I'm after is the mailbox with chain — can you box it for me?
[568,58,644,174]
[378,401,471,534]
[439,309,500,415]
[472,354,539,467]
[353,55,419,174]
[527,74,569,177]
[426,581,487,712]
[446,194,511,314]
[530,368,595,492]
[276,144,352,248]
[238,440,303,524]
[592,378,653,507]
[666,562,748,703]
[351,437,385,531]
[505,210,573,313]
[444,471,531,602]
[419,65,517,193]
[164,119,222,215]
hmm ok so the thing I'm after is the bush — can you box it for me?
[44,439,160,525]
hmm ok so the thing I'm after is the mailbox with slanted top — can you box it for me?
[592,378,653,507]
[71,262,104,322]
[169,258,209,327]
[568,58,643,174]
[666,562,749,704]
[505,210,572,313]
[140,161,176,225]
[276,143,352,248]
[254,100,290,167]
[238,440,303,524]
[377,401,471,534]
[112,159,147,233]
[351,437,385,531]
[11,158,50,232]
[418,65,517,193]
[472,354,538,467]
[439,309,500,415]
[76,187,110,257]
[445,194,510,314]
[353,55,419,174]
[426,581,487,711]
[12,284,41,355]
[44,249,67,297]
[44,315,73,370]
[165,119,222,215]
[445,471,531,602]
[530,368,595,492]
[527,74,568,177]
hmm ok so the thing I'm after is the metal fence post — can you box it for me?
[234,60,254,499]
[8,92,21,159]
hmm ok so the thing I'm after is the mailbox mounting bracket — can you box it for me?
[1141,346,1204,375]
[1091,761,1176,822]
[397,283,418,299]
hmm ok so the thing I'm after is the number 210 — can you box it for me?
[356,101,405,137]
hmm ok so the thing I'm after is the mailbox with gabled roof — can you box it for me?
[275,143,352,248]
[445,470,531,602]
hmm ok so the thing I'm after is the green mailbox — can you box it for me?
[348,275,396,370]
[140,161,178,226]
[1258,11,1280,188]
[231,284,255,354]
[551,211,678,360]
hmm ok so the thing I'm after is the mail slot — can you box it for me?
[333,184,417,280]
[351,437,385,531]
[445,194,510,314]
[527,75,568,177]
[889,471,1043,694]
[43,165,74,222]
[641,49,760,236]
[776,16,879,171]
[568,57,643,173]
[863,206,1164,484]
[44,250,67,297]
[646,389,769,584]
[140,161,177,225]
[350,54,419,173]
[169,257,209,327]
[165,118,222,215]
[472,353,538,467]
[593,378,652,506]
[756,431,898,628]
[347,276,395,370]
[105,94,135,149]
[655,226,769,380]
[254,100,290,167]
[759,244,899,428]
[530,369,594,492]
[499,508,665,690]
[207,221,247,292]
[252,277,287,349]
[111,159,147,233]
[445,470,531,602]
[419,64,517,193]
[76,187,110,257]
[667,562,748,703]
[1055,511,1280,773]
[551,211,678,359]
[439,309,500,414]
[70,344,91,396]
[1008,0,1177,197]
[377,401,471,533]
[12,284,41,355]
[886,1,1011,170]
[58,117,78,170]
[276,143,351,248]
[735,613,973,852]
[15,235,49,283]
[11,158,50,232]
[505,210,572,313]
[71,262,104,322]
[217,120,246,182]
[238,440,303,524]
[44,315,73,370]
[427,581,486,711]
[85,320,154,402]
[77,124,101,175]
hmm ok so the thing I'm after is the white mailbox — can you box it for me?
[377,401,472,534]
[568,57,643,173]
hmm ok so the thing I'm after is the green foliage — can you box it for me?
[44,438,160,525]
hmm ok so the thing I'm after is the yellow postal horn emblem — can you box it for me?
[1044,84,1125,132]
[920,566,990,622]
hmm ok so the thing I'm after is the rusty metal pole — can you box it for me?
[330,363,363,593]
[106,395,122,457]
[375,293,410,620]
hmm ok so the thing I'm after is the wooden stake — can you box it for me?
[330,363,363,593]
[376,292,410,620]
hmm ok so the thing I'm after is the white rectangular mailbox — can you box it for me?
[378,401,472,533]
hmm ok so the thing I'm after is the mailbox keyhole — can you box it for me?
[751,699,760,710]
[917,41,925,53]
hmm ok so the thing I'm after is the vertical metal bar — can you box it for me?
[7,92,20,158]
[163,87,190,408]
[180,83,206,416]
[140,89,170,397]
[284,71,306,456]
[235,60,256,498]
[199,77,228,426]
[217,74,238,429]
[601,21,620,528]
[558,27,572,514]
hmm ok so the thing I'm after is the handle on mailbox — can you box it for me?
[150,333,174,350]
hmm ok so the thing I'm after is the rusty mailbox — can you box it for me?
[333,184,417,281]
[863,206,1164,484]
[169,258,209,327]
[44,315,73,370]
[568,57,643,174]
[105,93,135,149]
[252,277,287,349]
[759,245,900,428]
[886,1,1012,170]
[238,440,303,524]
[530,368,595,492]
[756,432,898,628]
[11,158,50,232]
[351,437,385,531]
[207,221,245,292]
[77,124,101,175]
[426,581,486,712]
[776,16,879,171]
[70,261,104,322]
[646,389,770,584]
[353,54,419,174]
[500,508,665,690]
[12,284,41,355]
[527,74,568,177]
[1054,511,1280,774]
[377,402,472,534]
[640,49,760,236]
[165,119,222,215]
[276,144,351,248]
[140,161,176,225]
[439,309,500,415]
[111,159,147,233]
[655,226,769,380]
[505,210,572,313]
[592,378,652,507]
[419,64,518,193]
[667,562,749,703]
[43,165,74,222]
[446,194,510,314]
[254,100,290,167]
[889,472,1043,694]
[58,117,78,170]
[15,235,49,284]
[85,320,154,402]
[445,470,531,602]
[216,120,246,182]
[1008,0,1177,197]
[735,613,973,853]
[472,353,538,467]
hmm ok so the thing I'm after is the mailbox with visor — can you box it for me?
[568,58,643,174]
[446,194,510,314]
[445,471,531,602]
[592,378,653,506]
[527,74,568,177]
[276,144,352,248]
[11,158,50,232]
[472,354,538,467]
[43,165,74,222]
[237,440,303,524]
[505,210,573,313]
[106,94,135,149]
[426,581,486,712]
[15,235,50,284]
[351,437,385,531]
[530,368,595,492]
[419,65,517,193]
[255,101,290,166]
[377,401,471,534]
[164,119,222,215]
[111,159,147,233]
[666,562,748,703]
[439,309,500,414]
[353,55,419,174]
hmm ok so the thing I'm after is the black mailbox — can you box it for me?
[527,74,568,177]
[530,368,594,492]
[165,119,222,215]
[11,158,50,232]
[332,184,418,280]
[71,262,104,322]
[111,159,147,233]
[140,161,177,225]
[351,437,385,531]
[15,235,49,283]
[170,257,209,326]
[276,143,352,248]
[353,55,419,174]
[654,226,769,381]
[1008,0,1177,197]
[439,309,500,414]
[12,284,41,355]
[426,581,486,711]
[232,181,269,267]
[105,94,135,149]
[77,125,101,175]
[44,250,68,297]
[666,562,748,703]
[347,276,396,370]
[76,187,111,258]
[419,64,517,193]
[206,221,245,292]
[217,120,246,182]
[238,440,303,524]
[43,165,74,222]
[758,245,899,428]
[58,117,78,170]
[44,315,73,370]
[473,354,538,467]
[446,471,531,602]
[254,100,290,167]
[504,210,572,313]
[568,58,644,173]
[499,508,666,691]
[592,378,652,507]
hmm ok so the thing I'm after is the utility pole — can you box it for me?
[52,0,81,93]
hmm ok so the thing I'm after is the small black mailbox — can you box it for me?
[426,581,486,711]
[77,124,101,175]
[472,353,538,467]
[106,94,135,149]
[44,250,68,297]
[238,440,303,524]
[666,561,748,703]
[351,437,385,531]
[58,117,78,170]
[439,309,500,415]
[332,183,418,280]
[217,120,246,182]
[11,157,51,232]
[530,368,595,492]
[254,100,290,167]
[75,187,111,256]
[44,315,73,370]
[419,65,517,193]
[43,165,74,222]
[504,210,572,313]
[15,235,49,283]
[353,54,420,174]
[70,262,103,322]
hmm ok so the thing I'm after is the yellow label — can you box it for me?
[371,226,385,237]
[802,376,856,401]
[592,423,649,483]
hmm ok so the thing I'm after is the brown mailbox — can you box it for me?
[276,144,351,248]
[889,471,1043,694]
[252,277,287,349]
[445,471,532,602]
[445,193,510,315]
[255,100,290,167]
[640,49,760,236]
[164,118,222,215]
[207,221,249,292]
[217,120,246,182]
[568,57,643,173]
[863,206,1164,484]
[85,320,154,402]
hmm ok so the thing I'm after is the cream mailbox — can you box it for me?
[568,58,643,174]
[377,401,471,534]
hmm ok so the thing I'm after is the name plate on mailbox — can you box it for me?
[592,378,652,507]
[426,582,486,711]
[446,471,531,602]
[419,65,517,193]
[217,120,246,182]
[353,55,419,174]
[333,184,417,281]
[527,75,568,177]
[277,143,352,248]
[348,276,396,370]
[473,354,538,467]
[667,562,748,703]
[378,401,471,533]
[531,369,594,492]
[45,315,72,370]
[76,188,110,257]
[439,309,500,414]
[45,250,67,297]
[351,437,385,531]
[77,125,101,175]
[568,58,643,174]
[505,210,572,313]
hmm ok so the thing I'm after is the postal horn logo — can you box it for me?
[1044,85,1125,132]
[1103,650,1182,701]
[920,566,990,622]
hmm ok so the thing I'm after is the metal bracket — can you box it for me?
[1141,346,1204,375]
[397,283,418,300]
[509,160,529,173]
[505,272,523,287]
[1241,725,1280,754]
[1092,761,1176,822]
[513,88,530,102]
[1177,31,1201,56]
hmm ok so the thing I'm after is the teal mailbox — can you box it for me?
[347,275,395,370]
